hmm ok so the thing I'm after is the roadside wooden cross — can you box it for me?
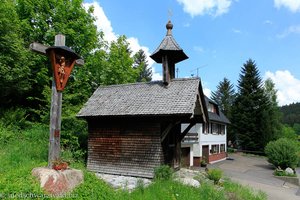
[30,34,83,168]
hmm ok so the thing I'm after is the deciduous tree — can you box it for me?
[14,0,100,120]
[262,78,282,142]
[0,0,30,106]
[104,35,137,85]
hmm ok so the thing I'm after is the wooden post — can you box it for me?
[29,34,82,168]
[48,34,65,168]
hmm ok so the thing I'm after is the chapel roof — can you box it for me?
[77,78,206,119]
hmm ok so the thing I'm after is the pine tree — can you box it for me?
[211,77,236,144]
[211,77,235,116]
[232,59,268,151]
[133,49,152,82]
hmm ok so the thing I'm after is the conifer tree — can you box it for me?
[133,49,152,82]
[211,77,235,116]
[211,77,236,144]
[232,59,268,151]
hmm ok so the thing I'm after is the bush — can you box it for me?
[154,165,173,180]
[0,107,31,130]
[273,169,296,177]
[265,138,299,169]
[207,169,223,184]
[61,115,88,161]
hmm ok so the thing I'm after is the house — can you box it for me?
[181,97,230,166]
[77,21,209,178]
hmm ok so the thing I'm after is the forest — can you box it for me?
[281,103,300,126]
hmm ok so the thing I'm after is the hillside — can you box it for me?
[0,123,266,200]
[280,102,300,125]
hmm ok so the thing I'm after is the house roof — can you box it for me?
[205,96,230,124]
[208,112,230,124]
[150,21,188,64]
[77,78,206,118]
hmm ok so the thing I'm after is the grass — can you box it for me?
[0,123,267,200]
[222,178,267,200]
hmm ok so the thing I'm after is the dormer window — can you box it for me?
[207,103,217,113]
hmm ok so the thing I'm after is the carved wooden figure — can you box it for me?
[46,46,80,91]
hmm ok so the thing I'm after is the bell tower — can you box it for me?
[150,21,188,85]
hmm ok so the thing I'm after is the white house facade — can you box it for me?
[181,97,230,166]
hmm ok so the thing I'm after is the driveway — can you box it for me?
[209,153,300,200]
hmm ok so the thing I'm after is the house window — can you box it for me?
[207,103,214,112]
[220,144,225,152]
[211,123,219,134]
[211,123,226,135]
[220,125,225,135]
[211,144,219,154]
[203,123,209,134]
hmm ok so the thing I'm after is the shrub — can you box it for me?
[273,169,296,177]
[207,169,223,184]
[154,165,173,180]
[0,107,31,130]
[61,115,88,161]
[265,138,299,169]
[0,122,14,144]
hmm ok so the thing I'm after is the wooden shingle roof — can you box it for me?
[205,96,230,124]
[150,21,188,64]
[77,78,205,118]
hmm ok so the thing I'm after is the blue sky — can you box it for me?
[83,0,300,106]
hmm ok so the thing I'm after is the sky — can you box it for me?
[83,0,300,106]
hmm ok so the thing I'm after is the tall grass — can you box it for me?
[0,123,266,200]
[0,123,48,195]
[223,179,267,200]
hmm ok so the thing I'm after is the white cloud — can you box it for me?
[83,2,117,43]
[264,20,273,25]
[277,25,300,38]
[193,46,205,53]
[176,0,232,17]
[201,80,212,97]
[183,22,191,27]
[83,1,162,81]
[152,68,163,81]
[265,70,300,106]
[274,0,300,12]
[126,37,162,81]
[232,28,242,34]
[203,87,212,97]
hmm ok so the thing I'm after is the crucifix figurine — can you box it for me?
[58,56,66,86]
